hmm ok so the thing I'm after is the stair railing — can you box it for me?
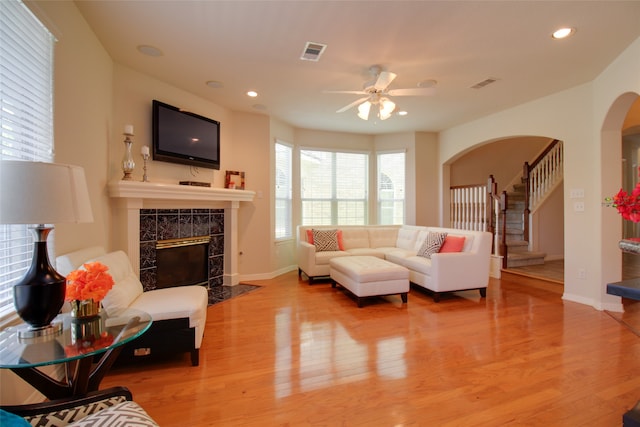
[522,139,563,242]
[487,175,508,266]
[450,182,488,231]
[450,175,507,262]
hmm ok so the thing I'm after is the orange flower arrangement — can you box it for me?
[65,331,114,356]
[65,262,115,302]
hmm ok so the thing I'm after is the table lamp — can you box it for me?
[0,161,94,338]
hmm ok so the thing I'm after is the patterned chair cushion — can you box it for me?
[23,396,127,427]
[69,402,158,427]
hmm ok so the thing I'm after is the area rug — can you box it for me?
[207,284,261,306]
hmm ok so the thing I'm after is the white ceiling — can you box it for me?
[74,1,640,135]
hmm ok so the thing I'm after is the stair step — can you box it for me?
[507,251,546,268]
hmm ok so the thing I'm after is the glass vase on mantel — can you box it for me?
[619,238,640,254]
[69,299,101,320]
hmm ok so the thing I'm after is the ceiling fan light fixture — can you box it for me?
[357,101,371,120]
[379,98,396,120]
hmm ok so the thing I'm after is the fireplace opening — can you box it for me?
[156,236,210,289]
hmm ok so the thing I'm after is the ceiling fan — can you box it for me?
[325,65,436,121]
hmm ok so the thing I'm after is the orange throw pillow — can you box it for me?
[439,235,465,253]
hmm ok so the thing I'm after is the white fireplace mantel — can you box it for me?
[108,180,255,285]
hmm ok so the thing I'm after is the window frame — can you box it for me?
[300,148,369,226]
[274,140,293,241]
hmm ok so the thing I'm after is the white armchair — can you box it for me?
[56,247,208,366]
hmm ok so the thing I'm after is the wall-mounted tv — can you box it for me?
[152,100,220,170]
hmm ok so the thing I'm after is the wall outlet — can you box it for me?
[578,268,586,279]
[574,201,585,212]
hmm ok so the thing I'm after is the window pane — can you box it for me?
[378,152,405,225]
[275,142,292,239]
[301,149,368,225]
[0,0,54,319]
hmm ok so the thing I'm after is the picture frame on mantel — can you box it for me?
[225,170,245,190]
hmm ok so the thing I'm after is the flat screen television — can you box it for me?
[152,100,220,170]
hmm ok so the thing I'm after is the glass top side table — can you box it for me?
[0,308,152,400]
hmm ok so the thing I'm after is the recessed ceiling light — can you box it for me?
[247,91,258,97]
[137,45,163,57]
[397,111,408,116]
[206,81,223,89]
[552,27,575,40]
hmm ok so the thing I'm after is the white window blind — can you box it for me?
[377,151,405,225]
[300,149,368,225]
[275,141,292,240]
[0,0,54,320]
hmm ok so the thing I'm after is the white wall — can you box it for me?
[28,0,113,257]
[440,36,640,311]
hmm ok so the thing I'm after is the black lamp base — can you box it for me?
[13,226,66,331]
[17,321,63,340]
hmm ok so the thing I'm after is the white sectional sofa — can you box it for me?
[298,225,492,301]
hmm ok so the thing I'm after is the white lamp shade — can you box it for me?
[379,98,396,120]
[357,101,371,120]
[0,161,94,224]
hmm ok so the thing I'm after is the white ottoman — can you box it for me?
[329,256,410,307]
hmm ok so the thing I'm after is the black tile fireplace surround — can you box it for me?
[138,208,224,291]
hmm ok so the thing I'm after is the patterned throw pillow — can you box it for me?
[417,231,448,258]
[312,229,340,252]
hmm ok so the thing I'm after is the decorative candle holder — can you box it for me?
[141,152,150,182]
[121,132,135,180]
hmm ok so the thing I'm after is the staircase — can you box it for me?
[503,182,546,267]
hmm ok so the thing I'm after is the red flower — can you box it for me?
[65,262,115,302]
[607,181,640,223]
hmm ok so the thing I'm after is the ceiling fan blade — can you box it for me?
[336,96,370,113]
[374,71,397,91]
[386,87,436,96]
[323,90,367,95]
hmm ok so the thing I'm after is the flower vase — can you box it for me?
[70,299,101,320]
[619,238,640,255]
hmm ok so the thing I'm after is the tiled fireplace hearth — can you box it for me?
[139,208,224,291]
[108,181,255,286]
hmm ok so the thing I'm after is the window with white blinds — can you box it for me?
[377,151,405,225]
[275,141,292,240]
[0,0,55,320]
[300,149,368,225]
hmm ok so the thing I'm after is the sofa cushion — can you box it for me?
[88,251,144,315]
[346,248,385,258]
[413,229,429,252]
[396,227,420,250]
[439,235,466,253]
[368,227,398,248]
[312,229,340,251]
[403,256,432,275]
[417,231,447,258]
[341,228,370,250]
[315,250,350,265]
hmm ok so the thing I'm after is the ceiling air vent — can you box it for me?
[471,77,498,89]
[300,42,327,62]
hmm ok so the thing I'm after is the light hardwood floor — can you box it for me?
[101,271,640,426]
